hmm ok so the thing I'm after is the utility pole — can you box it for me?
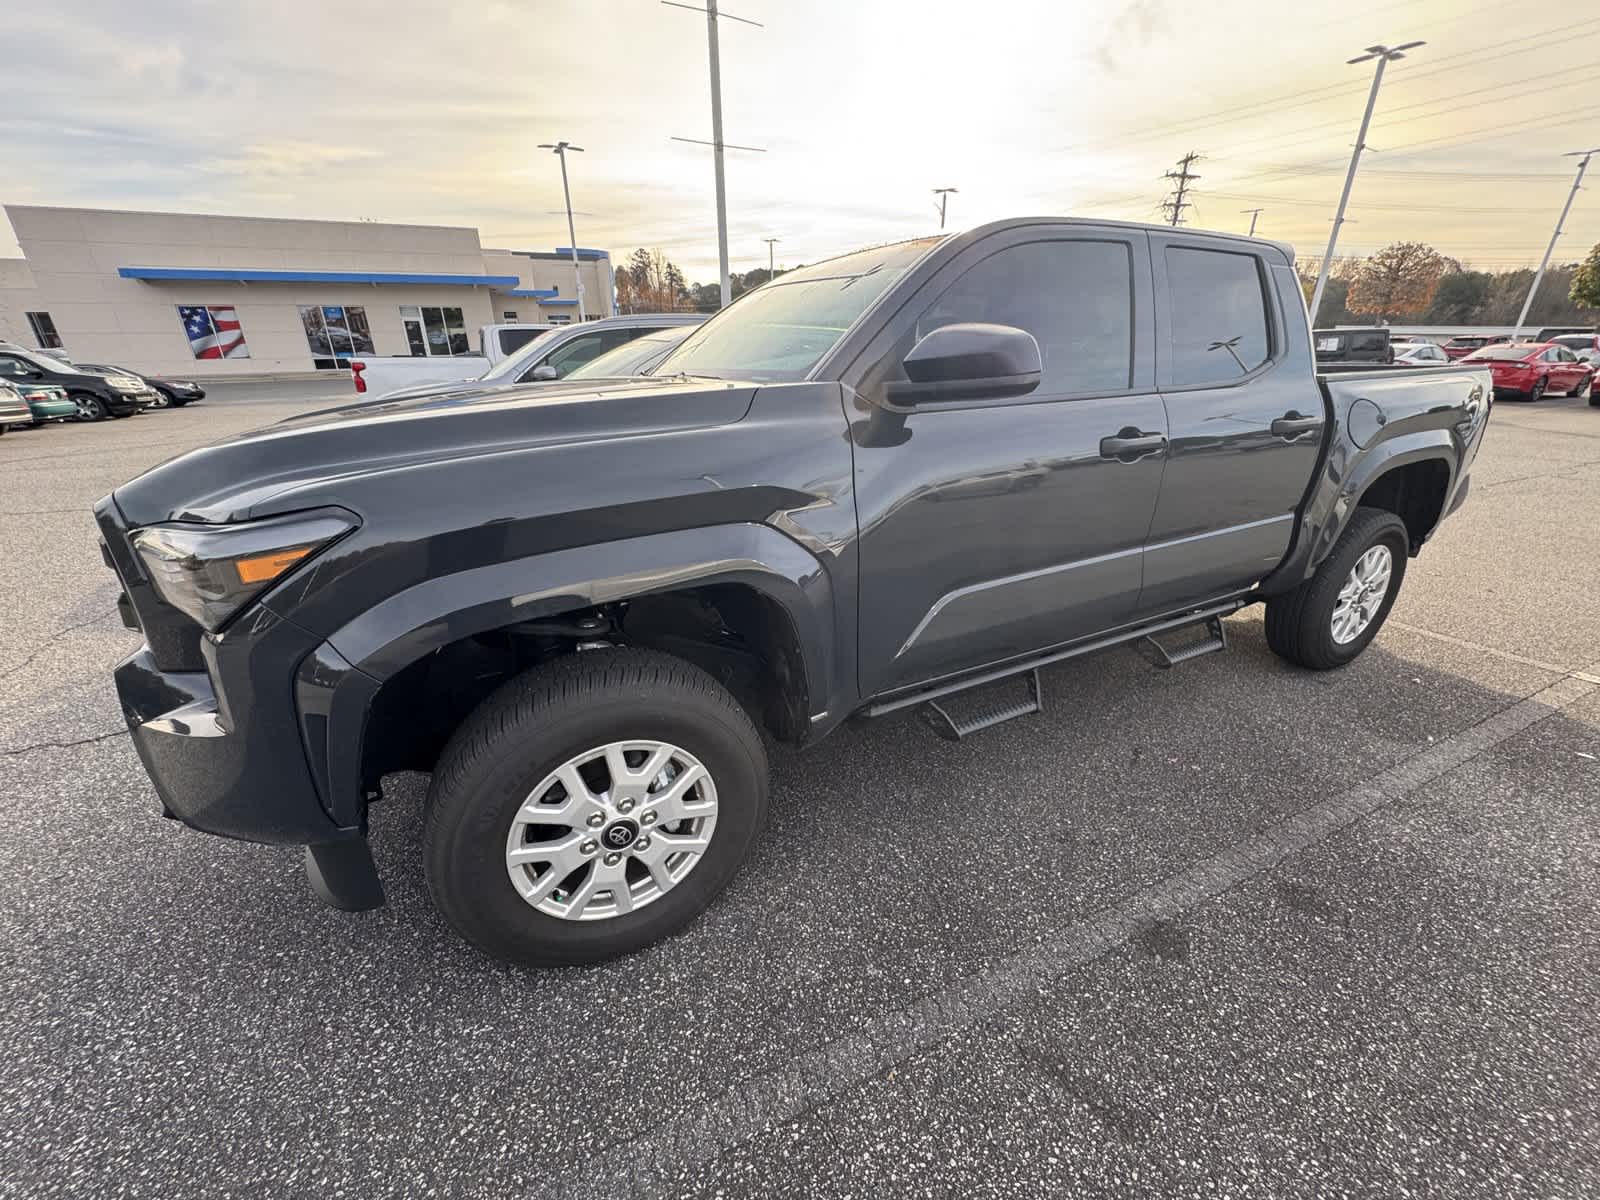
[763,236,779,278]
[1161,152,1202,226]
[1241,207,1264,237]
[933,187,958,230]
[664,0,765,308]
[537,141,588,321]
[1309,40,1424,324]
[1512,147,1600,339]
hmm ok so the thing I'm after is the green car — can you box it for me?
[19,381,78,426]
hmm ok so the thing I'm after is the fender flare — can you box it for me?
[291,523,835,825]
[1260,430,1459,596]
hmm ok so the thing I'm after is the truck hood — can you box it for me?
[112,376,758,526]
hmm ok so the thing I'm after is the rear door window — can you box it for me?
[1162,246,1273,386]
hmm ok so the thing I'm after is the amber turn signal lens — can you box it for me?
[233,546,313,584]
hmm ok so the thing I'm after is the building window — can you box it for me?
[178,305,251,359]
[298,305,375,369]
[548,314,572,325]
[502,310,519,322]
[400,305,470,356]
[25,312,63,349]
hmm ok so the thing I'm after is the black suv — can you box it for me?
[0,346,144,419]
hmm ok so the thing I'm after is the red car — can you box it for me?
[1443,333,1509,360]
[1463,341,1593,401]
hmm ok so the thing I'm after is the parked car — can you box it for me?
[19,382,78,426]
[560,324,701,380]
[1546,333,1600,360]
[343,321,552,397]
[70,364,162,411]
[97,219,1491,966]
[0,347,144,419]
[1443,333,1510,360]
[1533,326,1594,342]
[1394,342,1451,366]
[1463,341,1593,400]
[0,380,31,434]
[1313,327,1392,364]
[76,364,205,407]
[351,315,702,400]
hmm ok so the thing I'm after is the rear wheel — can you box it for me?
[1527,376,1547,402]
[423,648,769,966]
[1265,507,1409,670]
[69,392,107,421]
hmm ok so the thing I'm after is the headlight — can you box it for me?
[109,377,143,392]
[131,510,357,632]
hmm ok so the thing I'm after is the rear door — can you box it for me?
[1138,234,1326,614]
[848,227,1167,696]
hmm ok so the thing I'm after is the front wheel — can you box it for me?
[1265,507,1409,670]
[1573,373,1592,400]
[423,648,769,966]
[70,392,107,421]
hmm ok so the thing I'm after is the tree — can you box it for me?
[1423,270,1492,323]
[1297,256,1361,325]
[1569,242,1600,311]
[1345,241,1447,321]
[614,248,691,313]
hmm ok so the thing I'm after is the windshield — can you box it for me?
[567,327,696,380]
[1466,345,1538,361]
[480,325,576,381]
[655,238,943,381]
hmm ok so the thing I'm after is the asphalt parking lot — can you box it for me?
[1,390,1597,1199]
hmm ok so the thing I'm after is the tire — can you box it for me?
[423,647,769,966]
[1527,376,1546,402]
[1265,507,1409,670]
[1574,374,1591,400]
[70,392,107,421]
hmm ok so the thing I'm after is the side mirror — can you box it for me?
[884,323,1041,405]
[529,363,558,382]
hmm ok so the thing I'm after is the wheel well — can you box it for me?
[358,584,811,786]
[1356,458,1449,553]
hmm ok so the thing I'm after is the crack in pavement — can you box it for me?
[553,663,1600,1200]
[0,610,116,682]
[0,728,127,757]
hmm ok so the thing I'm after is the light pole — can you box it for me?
[933,187,958,230]
[1512,147,1600,339]
[1241,207,1264,237]
[538,140,587,321]
[764,236,779,278]
[664,0,764,309]
[1308,40,1424,324]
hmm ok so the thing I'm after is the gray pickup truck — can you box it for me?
[97,218,1490,965]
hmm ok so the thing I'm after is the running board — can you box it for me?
[863,598,1248,724]
[1134,614,1228,669]
[921,669,1042,741]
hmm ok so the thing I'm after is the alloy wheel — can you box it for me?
[504,740,718,921]
[1331,544,1392,644]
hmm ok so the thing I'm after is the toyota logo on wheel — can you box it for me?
[603,820,639,850]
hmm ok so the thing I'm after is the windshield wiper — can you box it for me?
[838,263,885,291]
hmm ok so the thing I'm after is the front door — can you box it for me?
[848,229,1167,697]
[1138,234,1326,613]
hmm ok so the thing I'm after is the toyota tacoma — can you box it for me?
[98,219,1491,965]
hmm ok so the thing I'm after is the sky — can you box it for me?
[6,0,1600,280]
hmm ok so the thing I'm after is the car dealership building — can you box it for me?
[0,204,616,378]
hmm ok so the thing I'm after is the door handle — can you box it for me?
[1270,412,1322,438]
[1099,428,1167,461]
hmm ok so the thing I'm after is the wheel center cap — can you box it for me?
[602,819,640,851]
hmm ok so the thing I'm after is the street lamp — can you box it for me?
[933,187,958,230]
[1511,147,1600,340]
[764,236,779,277]
[538,140,588,321]
[1308,40,1424,323]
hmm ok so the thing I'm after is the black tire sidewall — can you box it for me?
[1529,377,1545,401]
[425,666,766,965]
[1299,513,1409,667]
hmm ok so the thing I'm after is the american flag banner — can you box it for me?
[178,305,251,359]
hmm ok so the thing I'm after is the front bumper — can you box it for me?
[99,492,385,910]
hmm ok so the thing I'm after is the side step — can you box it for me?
[921,669,1042,741]
[1134,615,1228,669]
